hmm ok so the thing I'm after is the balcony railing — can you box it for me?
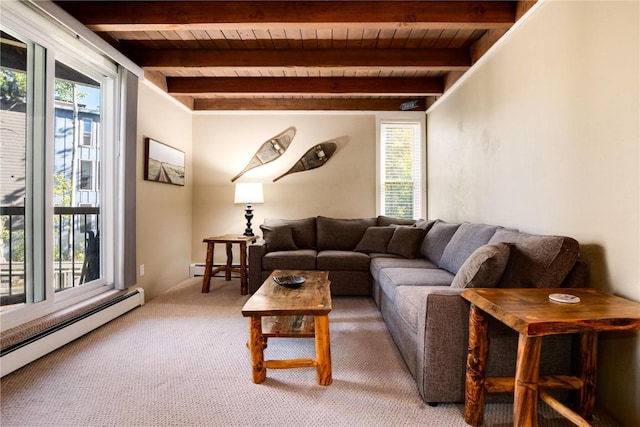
[0,206,100,307]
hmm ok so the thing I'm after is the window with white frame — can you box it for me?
[378,118,425,220]
[81,118,93,146]
[78,160,94,190]
[0,2,129,329]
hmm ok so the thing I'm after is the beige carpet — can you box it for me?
[0,277,620,426]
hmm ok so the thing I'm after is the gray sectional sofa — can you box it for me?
[248,216,586,404]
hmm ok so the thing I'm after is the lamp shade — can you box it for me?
[234,183,264,204]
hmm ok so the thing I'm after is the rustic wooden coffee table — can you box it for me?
[461,288,640,427]
[241,270,332,385]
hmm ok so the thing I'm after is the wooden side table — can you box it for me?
[201,234,257,295]
[461,288,640,427]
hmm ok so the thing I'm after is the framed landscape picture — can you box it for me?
[144,138,185,186]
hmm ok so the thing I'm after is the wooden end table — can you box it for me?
[241,270,332,386]
[461,288,640,427]
[201,234,257,295]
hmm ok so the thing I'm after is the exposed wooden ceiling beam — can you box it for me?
[51,0,529,111]
[54,1,516,31]
[167,77,443,96]
[132,48,470,70]
[193,97,431,111]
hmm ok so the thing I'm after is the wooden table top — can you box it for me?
[203,234,257,243]
[241,270,331,317]
[462,288,640,337]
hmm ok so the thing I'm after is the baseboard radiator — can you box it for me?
[189,263,240,277]
[189,263,206,277]
[1,287,144,377]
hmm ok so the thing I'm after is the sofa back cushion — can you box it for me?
[264,217,316,249]
[259,224,298,252]
[376,215,416,226]
[355,226,395,254]
[421,220,460,263]
[489,229,579,288]
[414,219,435,233]
[316,216,377,251]
[439,223,501,274]
[450,242,510,288]
[387,226,427,258]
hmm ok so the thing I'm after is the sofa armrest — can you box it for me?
[415,287,469,403]
[248,238,266,293]
[416,287,575,404]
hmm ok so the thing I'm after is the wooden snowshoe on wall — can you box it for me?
[231,126,296,182]
[273,141,337,182]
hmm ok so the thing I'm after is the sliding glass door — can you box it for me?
[1,8,121,326]
[53,60,103,292]
[0,29,46,310]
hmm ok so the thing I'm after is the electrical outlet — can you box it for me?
[139,264,145,276]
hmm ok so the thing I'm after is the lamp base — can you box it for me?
[243,204,254,236]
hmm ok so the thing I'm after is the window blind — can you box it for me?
[381,122,422,219]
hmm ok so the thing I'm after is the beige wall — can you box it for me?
[427,1,639,424]
[136,82,193,300]
[191,113,377,264]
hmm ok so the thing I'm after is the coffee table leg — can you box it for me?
[464,304,488,426]
[201,242,214,293]
[314,314,332,386]
[577,331,598,419]
[514,334,542,427]
[248,316,266,383]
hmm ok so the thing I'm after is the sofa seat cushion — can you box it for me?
[394,286,436,333]
[262,249,317,271]
[489,229,579,288]
[316,216,377,251]
[439,223,501,274]
[317,250,371,271]
[378,267,454,304]
[370,257,437,281]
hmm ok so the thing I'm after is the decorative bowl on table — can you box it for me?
[273,275,306,288]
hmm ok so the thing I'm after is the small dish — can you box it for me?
[548,293,581,304]
[273,275,306,288]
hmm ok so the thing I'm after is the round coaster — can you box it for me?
[549,293,581,304]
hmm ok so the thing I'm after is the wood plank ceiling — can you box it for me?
[52,1,536,111]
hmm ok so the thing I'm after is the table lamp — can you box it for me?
[234,182,264,236]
